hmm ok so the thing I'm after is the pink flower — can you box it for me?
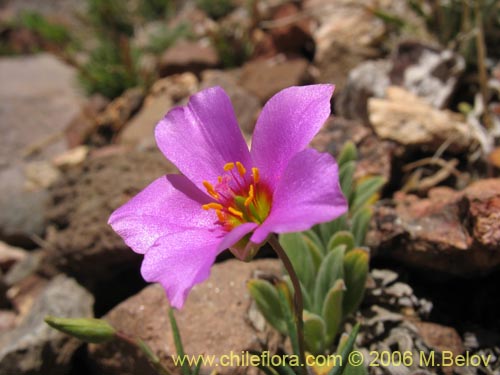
[109,85,347,308]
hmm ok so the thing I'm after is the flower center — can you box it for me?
[201,161,272,230]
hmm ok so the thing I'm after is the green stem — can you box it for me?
[268,234,307,375]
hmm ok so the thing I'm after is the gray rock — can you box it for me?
[389,41,465,109]
[0,166,49,246]
[0,53,83,166]
[0,275,94,375]
[336,42,465,124]
[0,53,83,246]
[335,60,391,124]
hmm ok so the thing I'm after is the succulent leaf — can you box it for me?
[342,248,369,317]
[313,245,345,313]
[247,279,288,334]
[303,311,327,355]
[280,232,316,290]
[351,176,385,214]
[351,207,372,246]
[322,279,345,347]
[327,231,355,253]
[337,141,358,166]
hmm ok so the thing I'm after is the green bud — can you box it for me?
[44,316,116,343]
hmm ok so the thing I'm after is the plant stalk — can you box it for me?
[268,234,306,374]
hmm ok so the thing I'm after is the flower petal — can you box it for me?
[141,229,223,308]
[216,222,259,253]
[250,84,334,189]
[155,86,252,190]
[251,148,347,244]
[108,174,215,255]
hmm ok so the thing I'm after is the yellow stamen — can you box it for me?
[202,202,224,211]
[228,207,244,218]
[252,167,260,183]
[216,209,225,222]
[202,181,219,199]
[244,185,255,207]
[217,176,222,183]
[224,162,235,171]
[236,162,246,176]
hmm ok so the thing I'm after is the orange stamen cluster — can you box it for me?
[201,161,271,229]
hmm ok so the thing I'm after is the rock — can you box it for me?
[52,146,90,169]
[159,40,219,77]
[389,41,465,109]
[5,250,44,287]
[201,70,261,135]
[267,3,314,58]
[335,60,392,123]
[306,0,385,91]
[24,160,61,190]
[239,57,311,103]
[0,54,83,245]
[0,275,93,375]
[0,0,86,30]
[89,259,282,375]
[365,269,432,320]
[0,166,49,247]
[337,42,465,123]
[119,73,198,148]
[65,94,109,148]
[0,241,28,273]
[0,310,17,334]
[95,87,145,135]
[168,4,217,39]
[42,148,176,288]
[370,179,500,276]
[311,117,395,182]
[368,87,476,153]
[413,321,464,356]
[0,53,83,166]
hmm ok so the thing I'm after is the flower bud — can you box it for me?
[44,316,116,343]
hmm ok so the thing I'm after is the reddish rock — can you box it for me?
[88,259,282,375]
[412,321,464,356]
[42,148,176,286]
[96,88,144,134]
[311,117,395,182]
[268,3,314,58]
[65,94,109,148]
[159,40,219,77]
[239,57,311,103]
[306,0,385,91]
[370,179,500,276]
